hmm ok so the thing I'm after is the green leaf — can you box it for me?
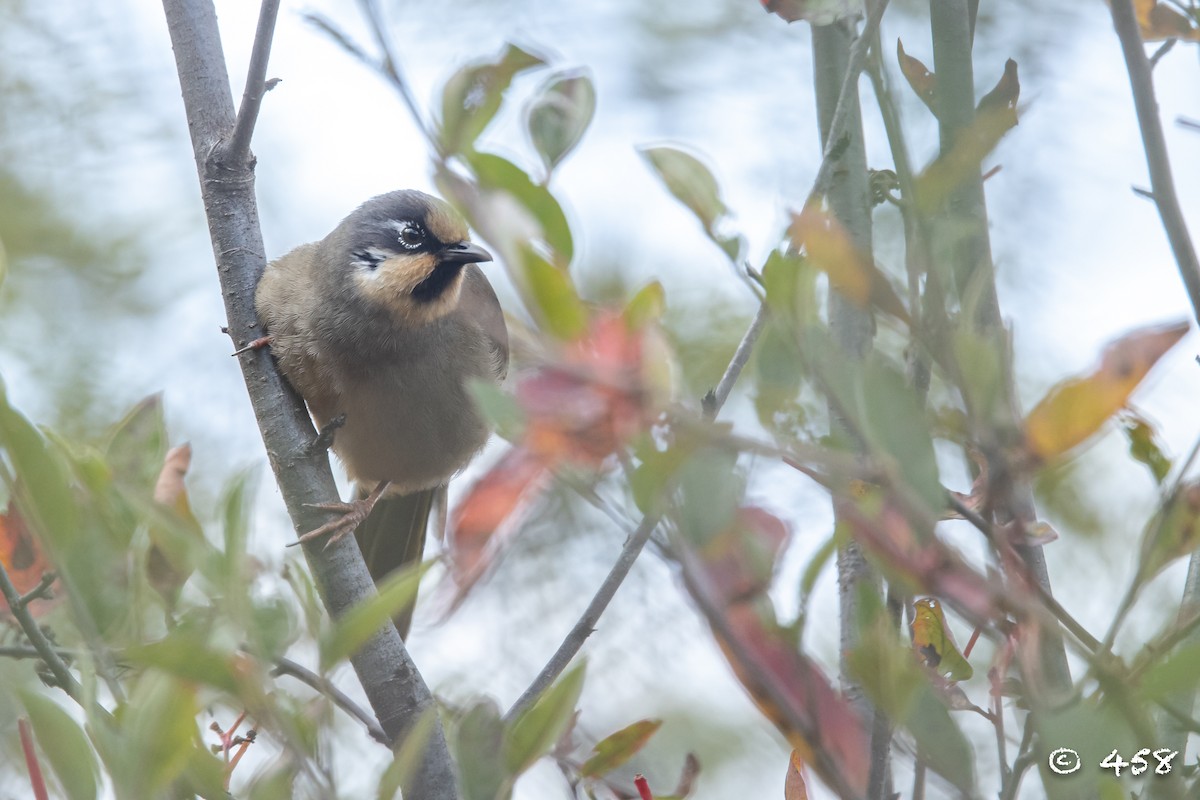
[639,146,726,231]
[452,700,509,800]
[118,673,201,796]
[580,719,662,778]
[623,281,666,329]
[1121,412,1172,485]
[20,690,100,800]
[1138,641,1200,701]
[378,707,440,800]
[522,247,588,339]
[846,630,975,791]
[104,394,167,494]
[123,633,248,696]
[528,70,595,174]
[440,43,545,155]
[858,355,943,513]
[505,662,586,775]
[677,446,742,546]
[0,377,80,546]
[468,379,527,442]
[466,151,574,264]
[761,249,817,326]
[1136,482,1200,583]
[320,560,430,670]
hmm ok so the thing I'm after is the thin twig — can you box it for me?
[223,0,281,168]
[356,0,440,153]
[1149,38,1177,68]
[1110,0,1200,325]
[0,561,81,700]
[701,305,768,418]
[273,656,389,744]
[502,509,662,723]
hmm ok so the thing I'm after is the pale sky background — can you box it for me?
[4,0,1200,797]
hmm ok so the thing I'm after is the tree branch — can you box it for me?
[158,1,458,795]
[1109,0,1200,325]
[272,656,389,745]
[222,0,280,168]
[0,561,80,700]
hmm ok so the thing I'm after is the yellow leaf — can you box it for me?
[1134,0,1200,41]
[787,208,910,323]
[1024,321,1189,461]
[911,598,973,681]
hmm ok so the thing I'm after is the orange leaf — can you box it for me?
[147,444,203,604]
[897,39,937,114]
[1134,0,1200,41]
[784,750,809,800]
[0,501,55,616]
[1024,320,1189,461]
[788,208,911,323]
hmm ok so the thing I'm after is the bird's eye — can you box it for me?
[397,224,425,249]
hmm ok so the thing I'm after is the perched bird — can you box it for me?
[254,190,507,636]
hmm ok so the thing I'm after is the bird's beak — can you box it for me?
[439,241,493,266]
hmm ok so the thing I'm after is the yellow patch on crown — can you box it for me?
[423,198,469,245]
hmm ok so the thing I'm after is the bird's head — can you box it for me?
[328,190,492,325]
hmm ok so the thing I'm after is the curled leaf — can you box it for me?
[528,70,596,174]
[897,39,937,114]
[788,208,910,323]
[1024,320,1189,461]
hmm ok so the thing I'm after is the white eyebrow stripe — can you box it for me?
[350,246,397,270]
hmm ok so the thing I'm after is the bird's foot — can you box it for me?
[231,335,273,357]
[295,480,391,549]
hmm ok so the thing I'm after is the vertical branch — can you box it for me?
[1110,1,1200,776]
[810,12,888,797]
[928,0,1073,704]
[157,1,459,796]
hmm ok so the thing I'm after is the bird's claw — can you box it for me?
[294,480,390,549]
[297,499,373,548]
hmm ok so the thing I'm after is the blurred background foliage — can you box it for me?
[1,0,1199,797]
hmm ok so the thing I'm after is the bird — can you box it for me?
[254,189,508,637]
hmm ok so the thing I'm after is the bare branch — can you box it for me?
[0,560,98,721]
[272,656,389,745]
[223,0,281,167]
[1109,0,1200,326]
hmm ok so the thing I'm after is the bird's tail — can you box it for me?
[354,487,435,639]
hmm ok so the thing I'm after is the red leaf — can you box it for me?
[448,447,548,587]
